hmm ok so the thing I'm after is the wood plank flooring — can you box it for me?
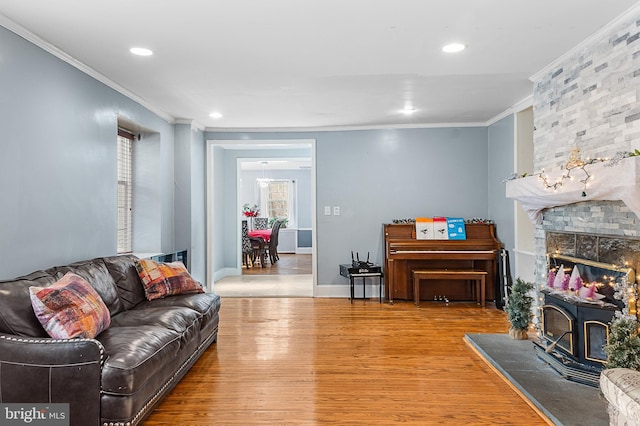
[144,298,545,425]
[243,253,312,275]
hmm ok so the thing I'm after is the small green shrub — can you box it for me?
[505,278,534,330]
[605,313,640,370]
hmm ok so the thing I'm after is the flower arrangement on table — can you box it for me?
[242,204,260,218]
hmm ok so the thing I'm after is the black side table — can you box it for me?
[339,264,383,303]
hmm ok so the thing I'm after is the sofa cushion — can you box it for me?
[29,272,111,339]
[0,270,57,337]
[111,305,202,365]
[54,258,125,316]
[135,259,204,301]
[111,305,200,333]
[134,292,221,338]
[102,254,146,310]
[98,325,182,395]
[134,292,221,316]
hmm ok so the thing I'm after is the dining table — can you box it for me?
[248,229,272,243]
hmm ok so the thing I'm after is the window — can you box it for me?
[117,129,134,253]
[258,179,295,227]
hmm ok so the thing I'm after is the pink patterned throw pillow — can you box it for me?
[29,272,111,339]
[135,259,204,301]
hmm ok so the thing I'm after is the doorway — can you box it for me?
[206,139,316,297]
[238,158,312,278]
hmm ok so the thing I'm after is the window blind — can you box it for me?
[117,131,133,253]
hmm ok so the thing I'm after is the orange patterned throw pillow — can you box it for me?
[135,259,204,301]
[29,272,111,339]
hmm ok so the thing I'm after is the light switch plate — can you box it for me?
[324,206,331,215]
[333,206,340,216]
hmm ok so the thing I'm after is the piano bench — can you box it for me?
[412,270,487,308]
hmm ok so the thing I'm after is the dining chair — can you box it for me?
[242,220,267,268]
[254,217,268,230]
[250,236,267,267]
[241,220,253,268]
[266,219,282,264]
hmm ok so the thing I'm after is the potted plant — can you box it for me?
[505,278,534,339]
[268,217,288,228]
[604,312,640,370]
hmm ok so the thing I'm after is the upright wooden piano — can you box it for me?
[383,223,502,303]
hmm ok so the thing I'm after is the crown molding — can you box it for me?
[0,14,175,124]
[485,95,533,126]
[204,121,488,133]
[175,119,205,132]
[205,97,535,132]
[530,3,640,82]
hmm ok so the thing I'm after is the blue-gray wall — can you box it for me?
[0,22,517,293]
[174,124,207,282]
[0,25,193,280]
[206,128,495,286]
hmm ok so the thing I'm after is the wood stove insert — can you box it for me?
[533,254,634,387]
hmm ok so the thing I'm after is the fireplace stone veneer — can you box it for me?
[512,5,640,415]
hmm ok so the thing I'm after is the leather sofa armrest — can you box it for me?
[0,333,104,426]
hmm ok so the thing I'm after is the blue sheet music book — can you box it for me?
[446,217,467,240]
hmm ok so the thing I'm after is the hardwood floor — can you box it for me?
[243,253,312,275]
[144,298,546,425]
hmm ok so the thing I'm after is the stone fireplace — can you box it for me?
[503,7,640,388]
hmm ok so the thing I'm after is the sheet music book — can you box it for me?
[433,217,449,240]
[446,217,467,240]
[415,217,434,240]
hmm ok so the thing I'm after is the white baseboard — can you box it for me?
[212,267,239,282]
[295,247,312,254]
[209,270,384,302]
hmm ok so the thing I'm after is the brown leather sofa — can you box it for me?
[0,254,220,426]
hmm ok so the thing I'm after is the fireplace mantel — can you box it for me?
[506,156,640,224]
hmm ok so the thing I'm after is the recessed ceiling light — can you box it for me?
[442,43,466,53]
[130,47,153,56]
[400,107,417,115]
[209,112,223,119]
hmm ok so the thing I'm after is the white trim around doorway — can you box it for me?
[205,139,317,296]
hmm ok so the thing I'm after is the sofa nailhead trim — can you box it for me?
[0,334,105,365]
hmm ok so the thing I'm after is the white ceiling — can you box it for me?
[1,1,638,130]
